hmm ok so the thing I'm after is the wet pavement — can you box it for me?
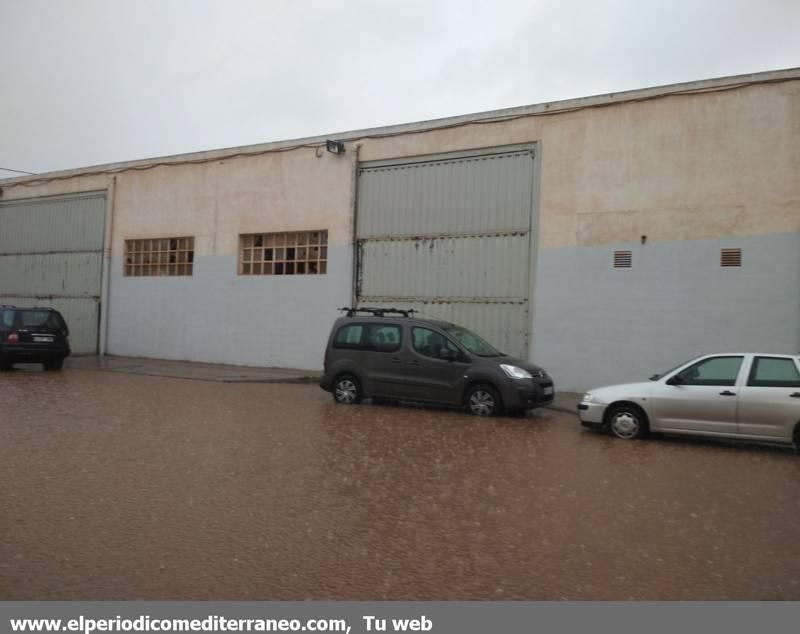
[1,367,799,600]
[65,356,320,383]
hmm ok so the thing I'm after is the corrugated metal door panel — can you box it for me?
[355,146,536,359]
[371,301,529,359]
[0,195,106,253]
[0,195,106,354]
[0,296,99,355]
[357,150,534,238]
[359,235,530,301]
[0,252,103,297]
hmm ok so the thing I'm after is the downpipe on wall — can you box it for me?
[99,176,116,356]
[349,143,361,308]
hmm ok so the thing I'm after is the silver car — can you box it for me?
[578,353,800,451]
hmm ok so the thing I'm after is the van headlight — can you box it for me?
[500,364,533,379]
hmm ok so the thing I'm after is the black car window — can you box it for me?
[367,324,402,353]
[1,310,14,328]
[20,310,64,330]
[748,357,800,388]
[412,327,458,359]
[333,324,366,349]
[675,356,743,387]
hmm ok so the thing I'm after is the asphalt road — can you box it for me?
[1,368,799,599]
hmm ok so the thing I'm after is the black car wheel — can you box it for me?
[333,375,362,405]
[606,404,649,440]
[465,384,502,417]
[45,357,65,371]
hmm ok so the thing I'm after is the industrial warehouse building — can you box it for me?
[1,68,798,391]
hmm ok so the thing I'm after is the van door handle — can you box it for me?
[719,390,736,396]
[390,357,402,364]
[409,360,419,366]
[790,392,800,398]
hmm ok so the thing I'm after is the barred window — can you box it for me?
[239,230,328,275]
[124,237,194,277]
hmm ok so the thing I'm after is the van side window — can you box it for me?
[1,310,14,328]
[333,324,366,349]
[367,324,402,353]
[412,327,458,359]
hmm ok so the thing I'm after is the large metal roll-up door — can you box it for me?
[0,194,106,354]
[356,146,536,357]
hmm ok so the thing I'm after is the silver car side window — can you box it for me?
[677,356,743,387]
[747,357,800,388]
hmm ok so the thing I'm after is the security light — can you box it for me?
[326,140,345,155]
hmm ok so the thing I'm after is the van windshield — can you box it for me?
[442,325,500,357]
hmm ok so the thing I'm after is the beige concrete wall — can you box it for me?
[355,80,800,249]
[111,149,354,257]
[1,149,354,258]
[3,78,797,254]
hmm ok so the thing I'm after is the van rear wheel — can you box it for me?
[333,375,362,405]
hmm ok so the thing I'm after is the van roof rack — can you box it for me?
[338,307,417,318]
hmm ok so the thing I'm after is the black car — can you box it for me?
[0,306,71,371]
[320,308,554,416]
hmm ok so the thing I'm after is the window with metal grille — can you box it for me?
[124,237,194,277]
[239,230,328,275]
[613,250,632,268]
[720,248,742,267]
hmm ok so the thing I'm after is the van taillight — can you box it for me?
[7,332,19,344]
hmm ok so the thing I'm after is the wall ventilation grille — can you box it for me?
[720,248,742,267]
[613,250,632,268]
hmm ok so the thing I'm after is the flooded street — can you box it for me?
[1,368,799,600]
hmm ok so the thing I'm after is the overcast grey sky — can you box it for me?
[1,0,798,176]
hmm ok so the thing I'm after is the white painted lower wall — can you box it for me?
[106,246,352,370]
[530,232,800,392]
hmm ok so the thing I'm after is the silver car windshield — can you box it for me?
[443,325,500,357]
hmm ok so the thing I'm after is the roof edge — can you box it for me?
[3,66,799,187]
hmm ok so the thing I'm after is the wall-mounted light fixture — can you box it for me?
[326,140,345,155]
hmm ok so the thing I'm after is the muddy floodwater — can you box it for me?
[1,368,799,600]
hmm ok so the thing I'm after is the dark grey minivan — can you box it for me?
[320,308,554,416]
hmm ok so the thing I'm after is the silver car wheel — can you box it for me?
[469,390,495,416]
[611,411,640,439]
[335,379,358,404]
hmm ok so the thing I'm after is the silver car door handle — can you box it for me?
[790,392,800,398]
[719,390,736,396]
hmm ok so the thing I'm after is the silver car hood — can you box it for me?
[587,381,654,401]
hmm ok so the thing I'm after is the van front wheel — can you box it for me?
[465,384,502,417]
[333,375,362,405]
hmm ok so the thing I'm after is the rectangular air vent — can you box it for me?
[721,248,742,267]
[613,250,632,268]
